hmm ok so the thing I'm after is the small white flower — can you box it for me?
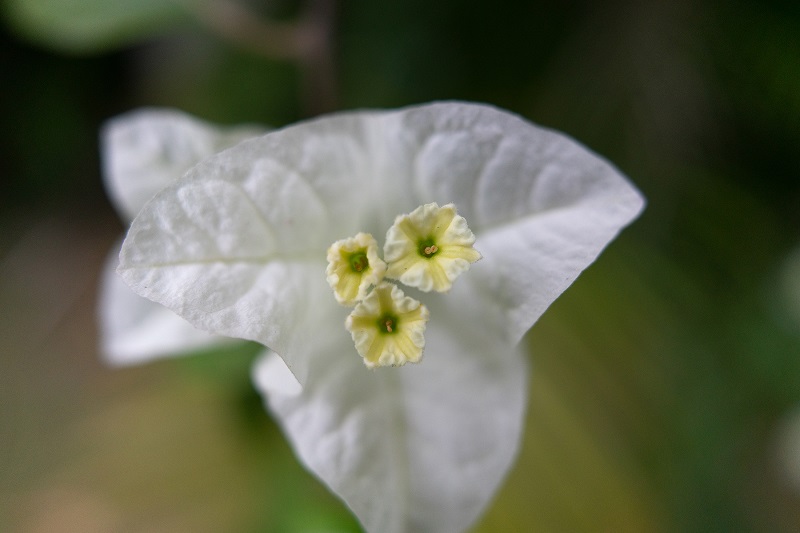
[384,202,481,292]
[111,102,645,533]
[326,232,386,305]
[346,281,429,367]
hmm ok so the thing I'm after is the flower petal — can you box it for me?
[99,241,232,365]
[99,109,263,364]
[253,306,526,533]
[118,120,376,382]
[378,102,645,342]
[253,350,302,397]
[101,108,265,223]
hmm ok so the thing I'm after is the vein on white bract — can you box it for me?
[104,101,645,533]
[99,109,267,366]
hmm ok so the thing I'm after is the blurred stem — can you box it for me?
[192,0,338,116]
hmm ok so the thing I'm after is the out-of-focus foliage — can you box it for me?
[1,0,799,531]
[2,0,195,53]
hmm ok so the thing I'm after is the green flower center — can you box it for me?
[348,252,369,273]
[418,238,439,258]
[377,313,399,334]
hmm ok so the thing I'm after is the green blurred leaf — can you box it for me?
[2,0,199,53]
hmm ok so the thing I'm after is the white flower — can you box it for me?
[346,281,429,367]
[326,232,387,305]
[384,202,481,292]
[113,102,645,533]
[99,108,265,364]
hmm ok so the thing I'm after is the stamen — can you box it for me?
[378,314,398,334]
[417,238,440,258]
[350,253,368,272]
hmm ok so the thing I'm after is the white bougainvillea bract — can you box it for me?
[105,102,645,533]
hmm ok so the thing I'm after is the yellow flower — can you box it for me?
[326,233,386,306]
[384,203,481,292]
[345,282,429,368]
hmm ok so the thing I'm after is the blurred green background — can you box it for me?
[1,0,799,531]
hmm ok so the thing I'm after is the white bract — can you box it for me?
[99,108,265,365]
[112,102,644,533]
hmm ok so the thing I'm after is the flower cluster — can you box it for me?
[102,102,645,533]
[326,203,480,367]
